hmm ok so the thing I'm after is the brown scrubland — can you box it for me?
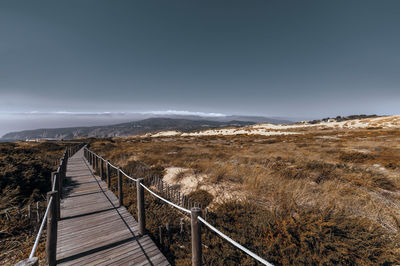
[89,126,400,265]
[0,142,64,265]
[2,123,400,265]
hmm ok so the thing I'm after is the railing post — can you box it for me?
[191,207,202,266]
[61,159,65,186]
[118,168,123,207]
[46,191,58,266]
[36,202,40,223]
[100,159,104,180]
[28,204,32,220]
[136,178,145,235]
[106,161,111,188]
[59,158,64,185]
[51,172,60,219]
[159,225,164,245]
[58,169,63,200]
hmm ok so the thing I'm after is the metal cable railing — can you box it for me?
[85,147,272,265]
[107,161,120,170]
[29,197,53,259]
[141,183,191,214]
[198,216,272,266]
[120,168,138,182]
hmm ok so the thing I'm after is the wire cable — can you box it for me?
[141,183,191,214]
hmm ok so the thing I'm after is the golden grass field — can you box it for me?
[89,120,400,265]
[2,117,400,265]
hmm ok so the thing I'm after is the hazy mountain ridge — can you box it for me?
[1,118,258,140]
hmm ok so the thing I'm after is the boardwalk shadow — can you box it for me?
[57,237,137,264]
[60,207,116,221]
[62,176,79,197]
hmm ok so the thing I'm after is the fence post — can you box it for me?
[159,225,164,245]
[51,172,60,219]
[28,204,31,220]
[63,158,66,184]
[58,169,63,200]
[166,222,171,248]
[46,191,58,266]
[36,202,40,223]
[191,207,202,266]
[106,161,111,188]
[136,178,145,235]
[118,168,123,207]
[100,159,104,180]
[180,218,185,238]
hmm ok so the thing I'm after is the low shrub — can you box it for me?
[339,152,375,163]
[187,189,214,207]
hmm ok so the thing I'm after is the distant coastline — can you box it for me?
[0,139,15,143]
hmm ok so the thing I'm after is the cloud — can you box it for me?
[139,110,226,117]
[2,110,227,117]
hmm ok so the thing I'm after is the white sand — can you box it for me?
[147,115,400,138]
[181,128,299,136]
[162,167,246,204]
[151,130,181,137]
[162,167,204,195]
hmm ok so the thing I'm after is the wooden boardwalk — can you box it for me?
[56,149,169,265]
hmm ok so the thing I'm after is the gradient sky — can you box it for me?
[1,1,400,126]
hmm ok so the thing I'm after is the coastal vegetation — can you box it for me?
[0,142,64,264]
[89,125,400,264]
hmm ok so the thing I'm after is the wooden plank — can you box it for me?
[67,238,156,266]
[56,148,169,266]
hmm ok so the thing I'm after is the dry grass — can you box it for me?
[0,141,65,265]
[89,127,400,264]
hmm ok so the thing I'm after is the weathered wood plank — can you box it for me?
[56,148,169,265]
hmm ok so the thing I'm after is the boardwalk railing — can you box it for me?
[84,147,273,266]
[16,143,85,266]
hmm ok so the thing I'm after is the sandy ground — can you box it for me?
[146,115,400,138]
[162,167,245,205]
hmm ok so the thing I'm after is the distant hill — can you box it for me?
[1,118,257,140]
[208,115,292,124]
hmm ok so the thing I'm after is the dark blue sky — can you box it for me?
[1,0,399,120]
